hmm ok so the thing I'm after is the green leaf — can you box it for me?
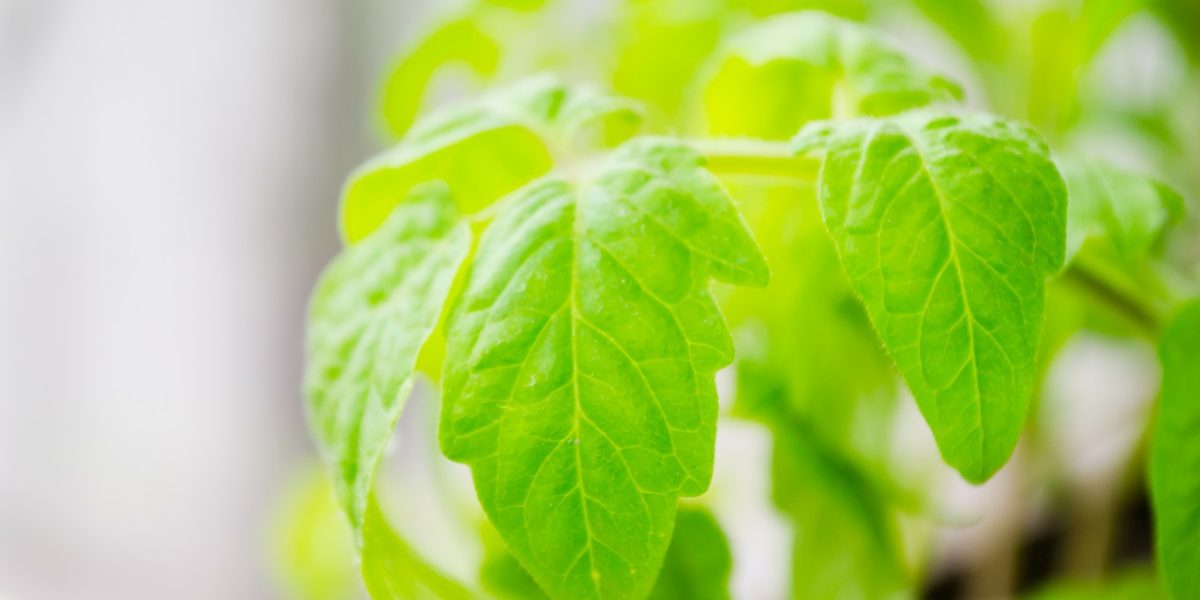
[1151,299,1200,600]
[481,505,733,600]
[439,138,768,599]
[1026,567,1167,600]
[345,78,641,242]
[702,11,962,139]
[380,16,502,137]
[794,112,1068,483]
[305,183,470,535]
[772,422,910,600]
[361,497,475,600]
[646,507,733,600]
[1061,156,1184,263]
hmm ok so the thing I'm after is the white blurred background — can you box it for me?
[0,1,437,596]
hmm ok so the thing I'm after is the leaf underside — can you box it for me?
[361,497,475,600]
[345,77,642,243]
[305,183,470,535]
[795,112,1067,482]
[440,138,767,599]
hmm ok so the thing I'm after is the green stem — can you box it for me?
[1061,260,1165,338]
[691,139,820,181]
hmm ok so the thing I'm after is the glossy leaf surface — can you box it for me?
[440,138,767,599]
[794,112,1067,482]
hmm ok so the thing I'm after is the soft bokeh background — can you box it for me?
[0,1,422,596]
[0,0,1193,598]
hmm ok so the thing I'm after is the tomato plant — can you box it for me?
[294,1,1199,599]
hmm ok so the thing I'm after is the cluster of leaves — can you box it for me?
[299,2,1198,599]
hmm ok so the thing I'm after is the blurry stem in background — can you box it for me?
[965,446,1028,599]
[1061,480,1120,580]
[694,139,819,182]
[695,140,1168,340]
[1060,257,1166,339]
[1061,402,1159,580]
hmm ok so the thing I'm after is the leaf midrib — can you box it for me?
[898,126,987,477]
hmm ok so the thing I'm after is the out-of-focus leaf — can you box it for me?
[612,0,727,122]
[482,0,548,11]
[725,182,896,456]
[740,0,867,19]
[910,0,1005,63]
[1079,0,1150,60]
[1151,300,1200,600]
[794,112,1067,482]
[271,471,357,600]
[1026,0,1150,134]
[345,78,642,242]
[306,184,470,535]
[439,139,767,599]
[1061,156,1184,263]
[361,497,475,600]
[1026,567,1167,600]
[702,11,961,139]
[647,507,734,600]
[381,16,502,138]
[773,423,911,600]
[1055,156,1183,337]
[1153,0,1200,63]
[480,524,549,600]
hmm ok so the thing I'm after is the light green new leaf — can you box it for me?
[306,183,470,535]
[794,112,1067,483]
[702,11,962,139]
[346,78,641,242]
[1151,300,1200,600]
[361,497,475,600]
[380,16,501,138]
[1061,156,1184,263]
[440,138,767,599]
[646,506,733,600]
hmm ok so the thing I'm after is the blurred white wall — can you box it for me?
[0,0,427,597]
